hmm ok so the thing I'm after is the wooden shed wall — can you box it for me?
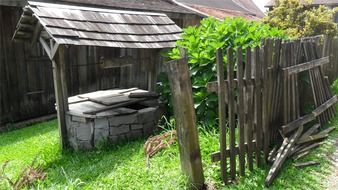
[0,6,163,126]
[0,6,56,126]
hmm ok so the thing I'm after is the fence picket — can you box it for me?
[227,48,237,179]
[237,47,245,176]
[216,48,228,183]
[245,47,254,171]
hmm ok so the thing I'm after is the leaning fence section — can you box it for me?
[207,37,338,184]
[207,39,282,183]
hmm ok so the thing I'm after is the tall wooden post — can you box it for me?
[52,45,68,149]
[166,58,205,189]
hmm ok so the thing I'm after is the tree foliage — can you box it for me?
[157,17,285,125]
[263,0,338,38]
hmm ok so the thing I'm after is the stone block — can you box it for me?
[67,121,78,137]
[108,114,137,126]
[94,118,109,129]
[76,122,94,141]
[66,115,72,131]
[130,124,143,130]
[94,128,109,145]
[143,121,156,137]
[68,137,79,150]
[108,135,119,143]
[127,130,143,140]
[77,140,93,150]
[137,107,158,123]
[72,115,89,123]
[110,124,130,135]
[139,100,159,107]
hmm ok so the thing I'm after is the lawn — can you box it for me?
[0,114,337,190]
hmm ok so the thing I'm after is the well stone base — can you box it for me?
[66,106,161,150]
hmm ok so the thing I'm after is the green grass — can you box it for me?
[0,120,187,189]
[0,117,337,189]
[3,79,338,190]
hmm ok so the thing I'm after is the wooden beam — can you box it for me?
[283,56,329,75]
[265,126,303,187]
[58,45,69,111]
[312,95,338,117]
[52,58,68,149]
[294,161,320,168]
[299,124,320,141]
[39,37,52,59]
[281,95,338,134]
[166,57,205,189]
[50,39,60,60]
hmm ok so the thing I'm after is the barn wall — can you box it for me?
[64,46,160,96]
[0,6,55,126]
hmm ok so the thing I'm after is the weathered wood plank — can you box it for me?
[283,56,329,75]
[299,124,320,141]
[265,126,303,187]
[245,47,254,171]
[262,42,269,161]
[281,95,337,134]
[255,46,263,167]
[292,142,322,158]
[294,161,320,168]
[227,48,236,179]
[52,58,68,149]
[166,57,205,189]
[58,45,69,111]
[237,47,245,176]
[216,48,227,183]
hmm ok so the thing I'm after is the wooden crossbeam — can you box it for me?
[210,141,257,162]
[50,39,60,59]
[281,95,337,134]
[283,56,329,75]
[39,37,52,59]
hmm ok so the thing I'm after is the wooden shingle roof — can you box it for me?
[0,0,196,15]
[61,0,196,14]
[13,1,182,48]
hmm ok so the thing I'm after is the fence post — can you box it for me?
[166,57,205,189]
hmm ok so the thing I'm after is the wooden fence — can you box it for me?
[206,37,337,184]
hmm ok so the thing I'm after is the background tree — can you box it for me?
[263,0,338,38]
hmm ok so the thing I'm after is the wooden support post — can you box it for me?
[58,45,69,111]
[166,57,205,189]
[52,46,68,150]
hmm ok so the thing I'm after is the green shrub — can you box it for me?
[157,17,286,125]
[263,0,338,38]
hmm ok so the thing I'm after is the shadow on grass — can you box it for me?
[0,119,58,147]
